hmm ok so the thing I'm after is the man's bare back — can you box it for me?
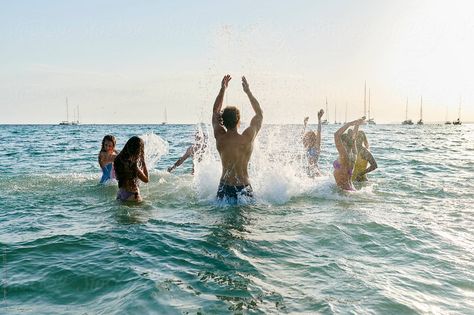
[212,75,263,198]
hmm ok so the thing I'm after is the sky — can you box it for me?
[1,0,473,124]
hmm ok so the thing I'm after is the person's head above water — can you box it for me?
[341,132,355,151]
[355,130,367,149]
[221,106,240,130]
[120,136,144,161]
[101,135,116,153]
[303,131,317,148]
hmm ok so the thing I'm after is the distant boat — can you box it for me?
[59,97,74,125]
[445,106,452,125]
[417,96,424,125]
[321,97,329,125]
[367,87,376,125]
[71,104,80,125]
[161,106,168,125]
[344,102,348,124]
[453,98,462,125]
[402,98,413,125]
[334,102,341,124]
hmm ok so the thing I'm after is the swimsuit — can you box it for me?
[306,147,319,159]
[217,182,254,201]
[333,160,353,177]
[116,188,139,201]
[333,160,356,191]
[352,153,368,181]
[100,163,115,184]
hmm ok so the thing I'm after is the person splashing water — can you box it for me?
[301,109,325,177]
[114,136,149,202]
[98,135,118,184]
[212,75,263,203]
[333,117,365,191]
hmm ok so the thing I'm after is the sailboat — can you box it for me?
[444,107,452,125]
[417,96,423,125]
[321,97,329,125]
[344,102,348,124]
[71,105,80,125]
[59,97,73,125]
[453,98,462,125]
[402,98,414,125]
[161,106,168,125]
[367,87,376,125]
[334,103,340,124]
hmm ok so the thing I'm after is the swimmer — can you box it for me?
[98,135,118,184]
[333,117,365,191]
[167,131,208,175]
[114,136,149,202]
[212,75,263,202]
[352,130,378,182]
[302,109,324,177]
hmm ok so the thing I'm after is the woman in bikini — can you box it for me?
[114,136,149,202]
[333,117,365,191]
[302,109,324,177]
[352,130,378,182]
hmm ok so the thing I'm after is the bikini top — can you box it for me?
[333,159,353,177]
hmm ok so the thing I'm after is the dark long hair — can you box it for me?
[114,136,144,187]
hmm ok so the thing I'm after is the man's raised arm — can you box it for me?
[212,74,231,138]
[242,76,263,139]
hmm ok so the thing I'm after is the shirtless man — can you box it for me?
[212,75,263,201]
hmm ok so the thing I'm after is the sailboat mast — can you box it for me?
[334,103,337,124]
[66,97,69,122]
[459,97,462,119]
[420,96,423,121]
[345,102,348,123]
[326,97,329,122]
[364,81,367,117]
[368,88,371,119]
[405,98,408,121]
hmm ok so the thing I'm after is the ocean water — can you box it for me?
[1,123,473,314]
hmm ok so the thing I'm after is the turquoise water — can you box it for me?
[1,124,473,314]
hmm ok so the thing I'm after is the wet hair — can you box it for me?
[114,136,145,187]
[303,131,317,148]
[100,135,116,152]
[341,133,354,150]
[355,130,367,148]
[221,106,240,130]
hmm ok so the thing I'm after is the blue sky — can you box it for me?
[1,0,473,123]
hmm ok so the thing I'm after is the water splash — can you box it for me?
[140,132,169,170]
[192,124,347,205]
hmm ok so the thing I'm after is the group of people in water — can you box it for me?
[98,75,378,202]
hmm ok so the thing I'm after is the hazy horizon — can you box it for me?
[1,0,473,124]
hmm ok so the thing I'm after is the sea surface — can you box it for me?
[1,123,473,314]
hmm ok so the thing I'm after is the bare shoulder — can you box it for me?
[242,125,259,142]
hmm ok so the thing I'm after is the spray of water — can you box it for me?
[191,124,353,205]
[140,132,169,170]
